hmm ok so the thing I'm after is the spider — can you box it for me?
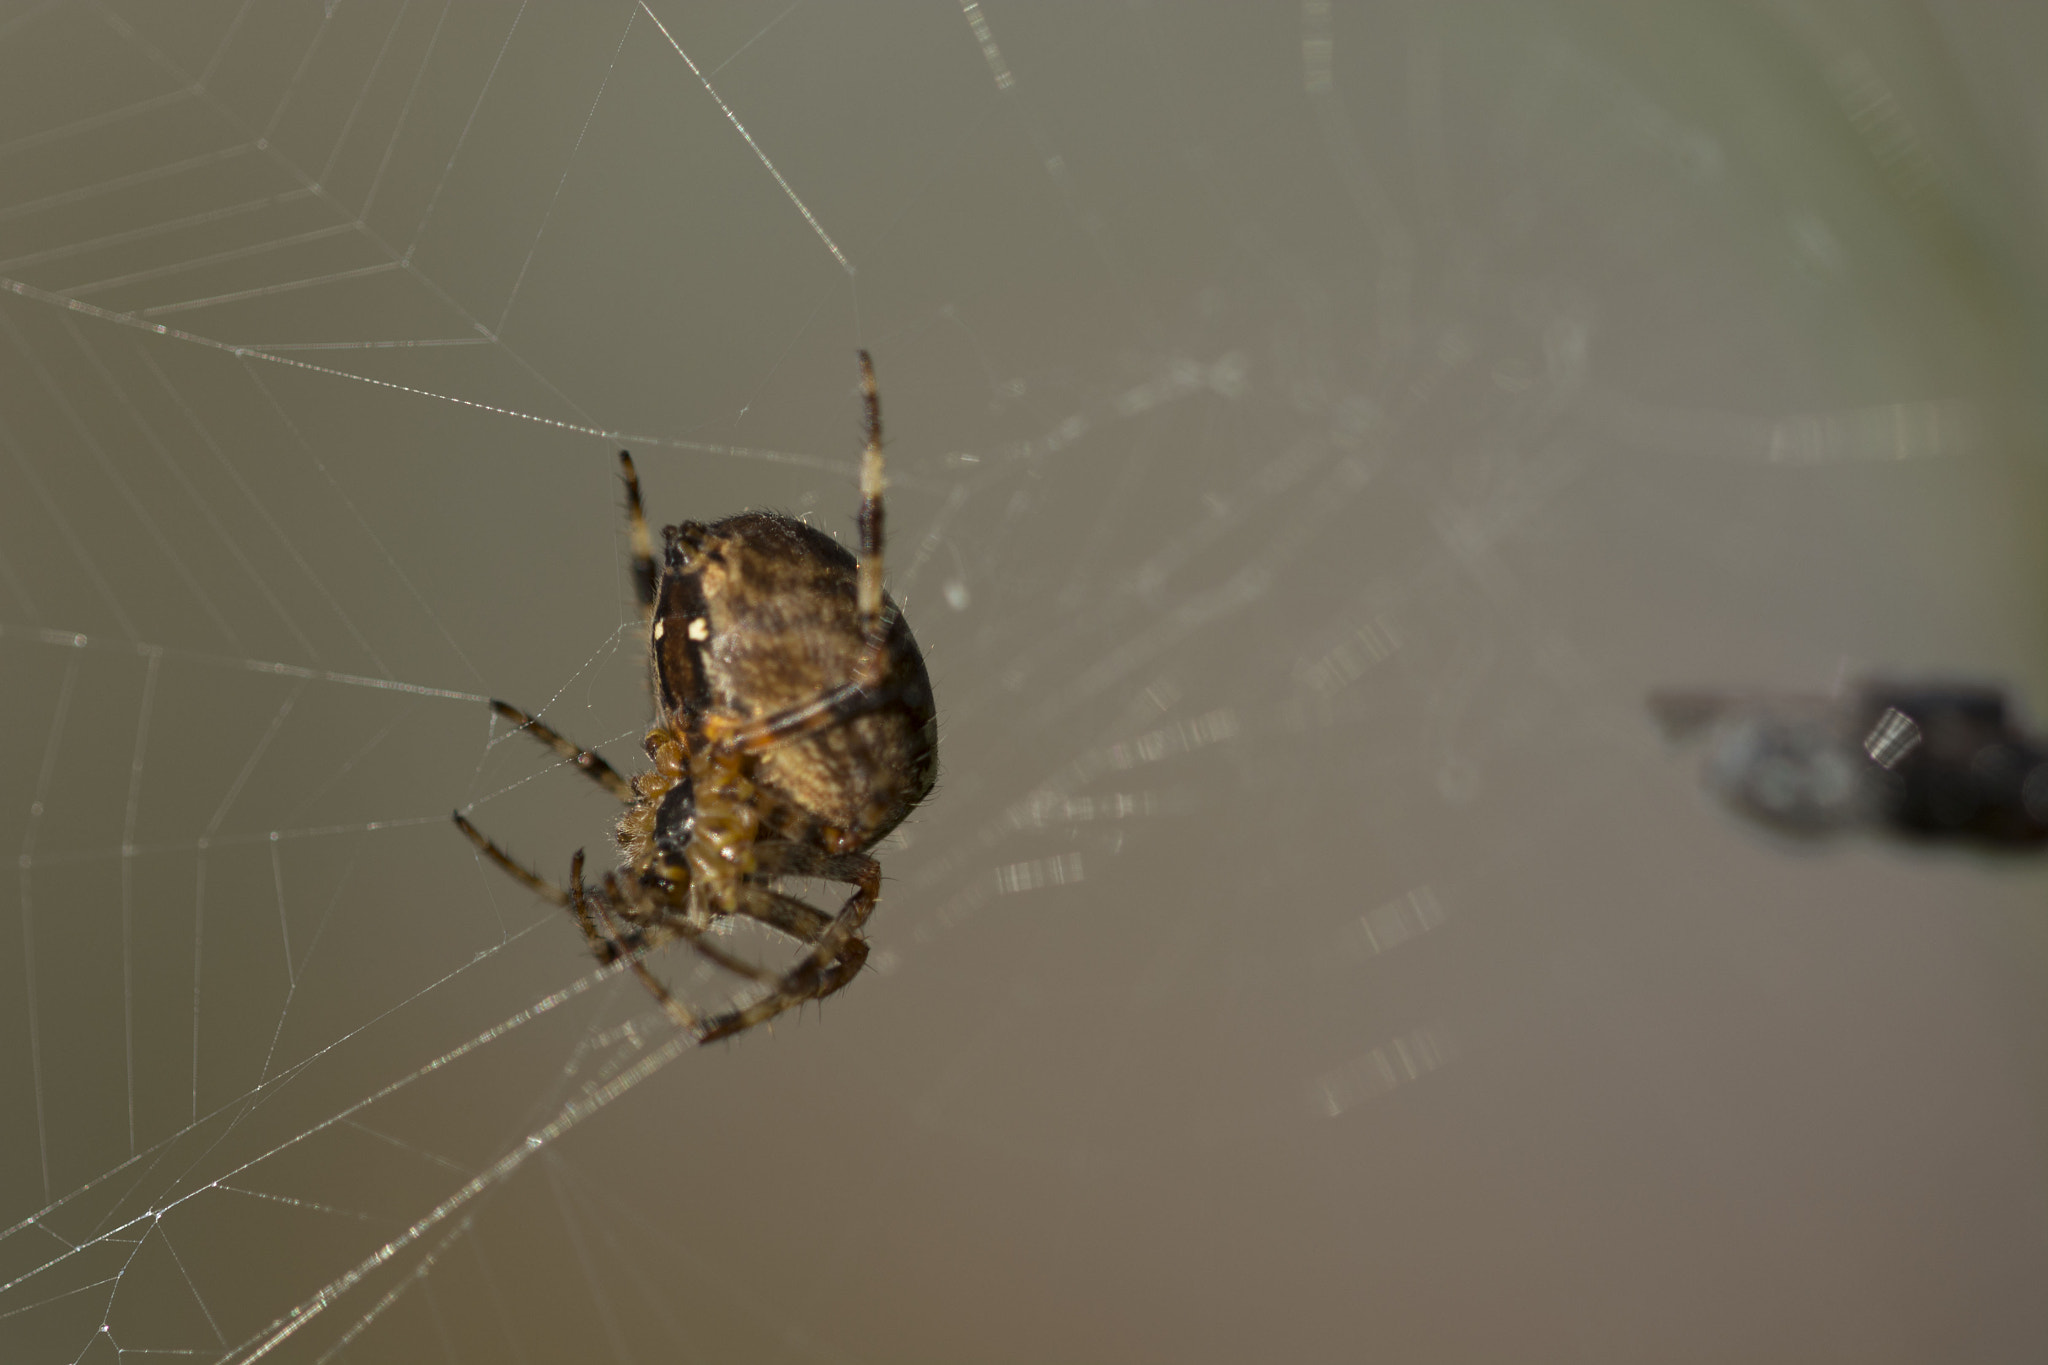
[455,352,938,1042]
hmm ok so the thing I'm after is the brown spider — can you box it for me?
[455,353,937,1042]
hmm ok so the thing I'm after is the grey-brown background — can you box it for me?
[1,2,2045,1361]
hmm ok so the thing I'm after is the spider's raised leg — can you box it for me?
[488,699,635,803]
[854,349,886,669]
[697,354,906,758]
[619,450,657,623]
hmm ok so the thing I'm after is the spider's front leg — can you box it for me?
[452,816,624,967]
[488,699,636,804]
[453,811,572,908]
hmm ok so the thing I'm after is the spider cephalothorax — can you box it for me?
[456,352,936,1042]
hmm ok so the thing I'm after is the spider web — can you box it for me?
[3,3,2048,1361]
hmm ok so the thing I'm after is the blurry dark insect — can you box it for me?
[1651,680,2048,847]
[456,353,939,1041]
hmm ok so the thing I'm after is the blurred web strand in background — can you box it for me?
[0,1,2040,1362]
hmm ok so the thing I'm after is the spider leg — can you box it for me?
[618,948,703,1036]
[566,849,629,963]
[455,817,637,967]
[595,868,820,1041]
[700,672,917,757]
[694,852,879,1043]
[488,698,635,803]
[619,450,657,623]
[697,353,908,759]
[452,811,570,907]
[723,881,833,944]
[610,872,776,984]
[452,822,772,1038]
[710,933,872,1041]
[855,350,885,642]
[750,839,875,883]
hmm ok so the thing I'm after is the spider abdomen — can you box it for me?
[655,512,937,849]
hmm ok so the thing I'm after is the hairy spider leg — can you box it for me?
[693,848,880,1043]
[487,699,635,803]
[464,815,702,1032]
[619,450,658,622]
[703,936,873,1042]
[452,811,569,906]
[727,882,833,942]
[454,821,621,962]
[565,848,626,962]
[589,842,880,1044]
[455,810,799,1038]
[592,866,800,1038]
[855,349,885,634]
[606,869,770,984]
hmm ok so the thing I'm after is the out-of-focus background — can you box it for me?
[1,3,2044,1361]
